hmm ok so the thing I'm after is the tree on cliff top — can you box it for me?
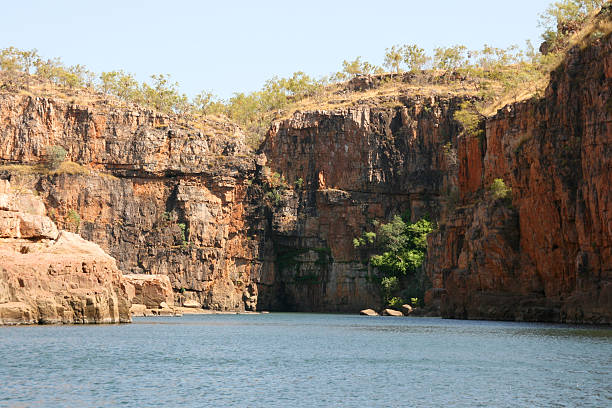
[333,57,382,80]
[539,0,607,51]
[402,44,430,72]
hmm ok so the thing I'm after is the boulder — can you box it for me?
[0,180,131,325]
[183,299,201,308]
[129,303,148,316]
[123,274,174,308]
[382,308,403,317]
[360,308,379,316]
[401,304,413,316]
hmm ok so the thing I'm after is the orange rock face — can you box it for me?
[123,274,174,309]
[0,180,131,324]
[259,98,466,311]
[426,36,612,324]
[0,94,260,311]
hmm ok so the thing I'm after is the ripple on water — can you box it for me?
[1,314,611,407]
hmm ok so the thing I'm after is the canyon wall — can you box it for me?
[258,97,466,311]
[0,96,261,311]
[0,34,609,322]
[426,35,611,324]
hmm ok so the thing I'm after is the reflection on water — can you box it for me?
[1,314,611,407]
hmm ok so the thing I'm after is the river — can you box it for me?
[1,314,611,407]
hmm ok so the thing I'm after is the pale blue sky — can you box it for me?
[2,0,553,99]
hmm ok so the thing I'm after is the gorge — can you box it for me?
[0,13,610,325]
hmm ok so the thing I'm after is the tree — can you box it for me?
[402,44,429,71]
[193,91,219,115]
[99,70,141,102]
[354,214,433,277]
[0,47,23,71]
[338,57,382,79]
[19,49,39,75]
[383,45,404,73]
[538,0,606,50]
[433,45,468,70]
[490,178,512,200]
[454,101,481,135]
[45,145,67,171]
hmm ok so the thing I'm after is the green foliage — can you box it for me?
[380,276,399,304]
[66,209,81,233]
[265,189,283,206]
[192,90,225,115]
[355,214,433,306]
[383,45,404,73]
[177,222,188,247]
[294,177,304,189]
[99,70,141,101]
[433,45,468,70]
[380,44,431,73]
[402,44,429,71]
[0,47,39,73]
[490,178,512,200]
[142,74,188,113]
[454,101,481,135]
[388,296,404,309]
[353,231,376,248]
[356,215,433,277]
[333,57,382,80]
[538,0,606,51]
[45,145,67,170]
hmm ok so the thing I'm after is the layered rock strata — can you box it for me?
[426,35,611,324]
[0,95,260,311]
[0,179,131,324]
[258,97,466,311]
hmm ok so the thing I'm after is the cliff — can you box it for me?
[0,93,261,311]
[0,179,131,324]
[258,95,466,311]
[0,29,609,323]
[426,33,611,324]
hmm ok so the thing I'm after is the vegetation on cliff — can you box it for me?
[1,1,609,150]
[354,214,434,307]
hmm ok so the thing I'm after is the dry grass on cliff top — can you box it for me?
[0,71,242,144]
[277,72,485,119]
[0,161,94,177]
[278,7,612,123]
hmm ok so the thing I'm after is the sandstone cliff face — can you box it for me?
[426,36,611,323]
[0,35,608,322]
[258,97,465,311]
[0,96,261,311]
[0,179,131,324]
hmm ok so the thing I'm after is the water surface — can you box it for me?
[1,314,611,407]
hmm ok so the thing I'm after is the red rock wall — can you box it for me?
[260,98,466,311]
[0,95,261,311]
[426,37,611,323]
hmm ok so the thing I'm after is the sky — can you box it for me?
[2,0,554,99]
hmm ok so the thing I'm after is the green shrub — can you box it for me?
[388,296,405,308]
[433,45,468,70]
[538,0,606,52]
[490,178,512,200]
[177,222,188,247]
[66,209,80,233]
[454,102,481,135]
[355,214,434,305]
[45,145,67,171]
